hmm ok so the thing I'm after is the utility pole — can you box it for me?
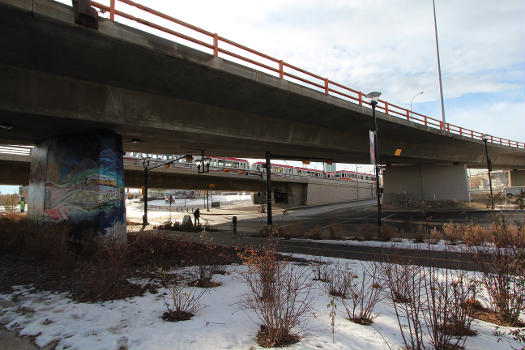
[432,0,446,128]
[142,157,150,227]
[265,151,272,226]
[142,154,190,228]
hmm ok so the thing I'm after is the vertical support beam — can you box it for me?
[143,166,148,226]
[28,131,126,241]
[265,151,272,226]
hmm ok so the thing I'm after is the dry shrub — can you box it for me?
[127,231,174,262]
[423,269,477,350]
[309,224,323,240]
[255,225,297,239]
[328,222,347,240]
[379,253,483,350]
[323,264,352,298]
[189,265,222,288]
[471,218,525,326]
[357,224,376,241]
[281,221,306,239]
[239,238,314,347]
[442,223,463,244]
[311,256,330,283]
[429,227,442,244]
[462,224,490,246]
[413,224,427,243]
[378,260,425,350]
[0,216,75,271]
[0,194,20,212]
[160,271,207,321]
[380,224,397,242]
[341,263,383,325]
[84,239,131,300]
[0,214,30,253]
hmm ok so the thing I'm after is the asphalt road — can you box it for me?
[272,202,524,235]
[206,200,524,271]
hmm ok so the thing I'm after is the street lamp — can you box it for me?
[366,91,382,237]
[432,0,446,127]
[481,134,494,209]
[410,91,424,112]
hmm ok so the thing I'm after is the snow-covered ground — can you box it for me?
[125,194,258,226]
[1,255,522,350]
[148,194,252,209]
[291,238,478,252]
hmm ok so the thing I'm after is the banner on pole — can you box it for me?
[369,130,376,165]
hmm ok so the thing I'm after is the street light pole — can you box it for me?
[482,134,494,209]
[142,158,150,227]
[265,151,272,226]
[142,154,190,227]
[432,0,446,128]
[410,91,424,112]
[367,91,382,238]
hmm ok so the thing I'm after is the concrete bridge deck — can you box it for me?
[0,0,523,169]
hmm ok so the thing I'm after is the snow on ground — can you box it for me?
[291,237,479,253]
[0,255,522,350]
[148,194,252,209]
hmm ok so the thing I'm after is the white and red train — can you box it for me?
[125,153,376,183]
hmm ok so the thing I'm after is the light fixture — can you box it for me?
[366,91,381,102]
[0,123,13,131]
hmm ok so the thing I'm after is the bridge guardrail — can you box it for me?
[77,0,525,150]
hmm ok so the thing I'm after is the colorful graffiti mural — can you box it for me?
[28,132,126,240]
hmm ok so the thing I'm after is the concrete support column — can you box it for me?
[509,170,525,187]
[28,131,126,241]
[382,163,469,208]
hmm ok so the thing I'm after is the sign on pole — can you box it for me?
[369,130,376,165]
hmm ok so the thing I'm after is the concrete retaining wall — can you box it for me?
[306,182,374,206]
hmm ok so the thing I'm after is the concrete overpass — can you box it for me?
[0,150,375,207]
[0,0,523,237]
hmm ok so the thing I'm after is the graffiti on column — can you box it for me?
[29,134,126,237]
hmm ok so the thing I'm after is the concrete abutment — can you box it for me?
[383,163,469,208]
[28,131,126,241]
[509,170,525,187]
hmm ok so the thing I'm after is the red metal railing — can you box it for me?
[86,0,524,149]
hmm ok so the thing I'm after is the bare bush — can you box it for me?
[0,194,19,212]
[413,224,427,243]
[360,224,376,241]
[239,239,314,347]
[429,227,442,244]
[328,222,347,240]
[341,263,383,325]
[378,260,425,350]
[160,271,207,321]
[443,223,463,245]
[323,264,352,298]
[311,256,330,283]
[462,224,490,246]
[189,265,222,288]
[86,238,129,300]
[472,218,525,325]
[380,224,397,242]
[423,268,477,350]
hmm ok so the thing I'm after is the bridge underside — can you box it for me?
[0,0,523,169]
